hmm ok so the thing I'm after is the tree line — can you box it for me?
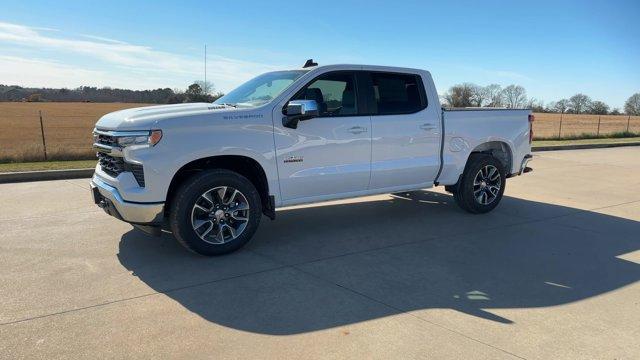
[441,83,640,116]
[0,81,223,104]
[2,79,639,116]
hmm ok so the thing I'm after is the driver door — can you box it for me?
[273,71,372,203]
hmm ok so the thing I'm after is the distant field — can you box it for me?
[0,102,151,162]
[533,113,640,138]
[1,102,639,162]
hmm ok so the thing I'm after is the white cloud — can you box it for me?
[0,55,176,89]
[0,22,282,91]
[79,34,128,44]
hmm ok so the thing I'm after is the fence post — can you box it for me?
[39,110,48,161]
[627,115,631,133]
[558,113,563,138]
[597,115,601,136]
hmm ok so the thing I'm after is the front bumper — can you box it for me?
[90,176,164,224]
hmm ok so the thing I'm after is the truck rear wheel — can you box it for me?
[452,154,506,214]
[169,169,262,256]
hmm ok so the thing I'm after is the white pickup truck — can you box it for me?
[91,61,533,255]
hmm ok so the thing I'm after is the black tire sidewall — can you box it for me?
[169,170,262,255]
[457,154,506,214]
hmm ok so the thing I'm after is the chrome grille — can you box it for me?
[93,130,145,187]
[95,133,118,147]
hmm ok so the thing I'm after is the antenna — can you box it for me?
[204,44,207,86]
[303,59,318,68]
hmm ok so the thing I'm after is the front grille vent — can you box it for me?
[96,152,145,187]
[97,152,124,177]
[127,163,145,187]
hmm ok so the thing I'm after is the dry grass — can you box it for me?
[0,102,152,162]
[1,102,640,162]
[533,113,640,138]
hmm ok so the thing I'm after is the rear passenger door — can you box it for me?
[367,71,441,189]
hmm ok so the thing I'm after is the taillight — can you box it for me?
[528,114,534,144]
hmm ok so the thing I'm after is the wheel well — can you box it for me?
[470,141,512,173]
[165,155,272,218]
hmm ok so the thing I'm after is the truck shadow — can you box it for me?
[117,190,640,334]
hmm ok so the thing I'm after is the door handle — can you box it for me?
[347,126,368,134]
[420,123,436,131]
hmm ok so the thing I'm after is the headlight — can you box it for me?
[116,130,163,147]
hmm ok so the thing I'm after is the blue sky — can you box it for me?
[1,0,638,108]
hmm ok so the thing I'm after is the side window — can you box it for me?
[293,72,358,117]
[370,72,426,115]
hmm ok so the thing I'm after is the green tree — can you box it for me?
[185,83,210,102]
[624,93,640,115]
[568,93,591,114]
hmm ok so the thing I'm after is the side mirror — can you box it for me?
[282,100,319,129]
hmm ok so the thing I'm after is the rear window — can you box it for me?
[370,73,426,115]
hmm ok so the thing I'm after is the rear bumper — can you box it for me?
[90,176,164,224]
[518,154,533,175]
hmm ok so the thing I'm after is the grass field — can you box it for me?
[0,102,151,162]
[0,159,97,173]
[533,113,640,138]
[1,102,639,162]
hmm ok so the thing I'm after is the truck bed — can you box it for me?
[436,107,532,185]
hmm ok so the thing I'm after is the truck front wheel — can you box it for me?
[452,154,506,214]
[169,169,262,256]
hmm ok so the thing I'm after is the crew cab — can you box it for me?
[91,61,533,255]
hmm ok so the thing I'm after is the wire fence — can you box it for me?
[1,107,640,163]
[0,111,97,162]
[533,113,640,138]
[0,103,149,162]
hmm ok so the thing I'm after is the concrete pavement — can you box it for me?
[1,147,639,359]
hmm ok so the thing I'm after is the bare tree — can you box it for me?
[588,100,610,115]
[501,85,527,108]
[551,99,570,113]
[442,83,476,108]
[469,84,486,107]
[483,84,503,107]
[568,93,591,114]
[624,93,640,115]
[526,98,544,112]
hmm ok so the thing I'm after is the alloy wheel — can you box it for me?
[473,165,501,205]
[190,186,250,244]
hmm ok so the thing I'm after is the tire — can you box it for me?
[169,169,262,256]
[452,154,506,214]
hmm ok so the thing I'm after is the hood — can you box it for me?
[95,103,232,130]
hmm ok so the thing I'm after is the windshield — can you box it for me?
[214,70,308,107]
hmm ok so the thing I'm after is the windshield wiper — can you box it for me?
[217,103,237,108]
